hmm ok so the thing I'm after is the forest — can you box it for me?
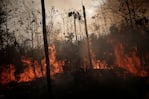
[0,0,149,99]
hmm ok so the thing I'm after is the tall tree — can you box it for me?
[82,5,93,69]
[41,0,53,98]
[0,0,16,49]
[105,0,149,28]
[68,10,81,42]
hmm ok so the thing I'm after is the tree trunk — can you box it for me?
[82,5,93,70]
[125,0,133,28]
[41,0,53,98]
[74,17,77,41]
[130,0,137,28]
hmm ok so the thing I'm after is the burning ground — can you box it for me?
[0,25,149,99]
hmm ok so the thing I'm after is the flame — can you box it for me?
[18,56,43,83]
[0,64,16,85]
[81,39,148,77]
[18,44,64,82]
[114,42,148,77]
[81,40,111,70]
[0,42,148,85]
[80,40,110,70]
[90,48,111,70]
[42,44,64,79]
[0,44,64,85]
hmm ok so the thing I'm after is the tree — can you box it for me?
[68,10,81,42]
[82,5,93,70]
[65,32,74,43]
[105,0,149,28]
[0,0,17,49]
[41,0,53,98]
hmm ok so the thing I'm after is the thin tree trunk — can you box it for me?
[41,0,53,98]
[31,22,37,78]
[125,0,133,28]
[74,17,77,41]
[130,0,136,28]
[82,5,92,70]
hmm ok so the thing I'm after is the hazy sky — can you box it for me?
[45,0,102,17]
[45,0,93,9]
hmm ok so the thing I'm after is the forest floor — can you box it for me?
[0,69,149,99]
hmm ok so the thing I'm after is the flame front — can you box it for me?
[114,42,148,77]
[0,42,148,85]
[42,44,64,79]
[0,44,64,85]
[18,57,43,82]
[0,64,16,85]
[90,48,111,70]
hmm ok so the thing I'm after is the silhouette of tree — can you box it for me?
[41,0,53,98]
[68,10,81,42]
[65,32,74,43]
[82,5,93,69]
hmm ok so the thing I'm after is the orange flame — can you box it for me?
[0,64,16,85]
[42,44,64,79]
[0,42,148,85]
[0,44,64,85]
[114,42,148,77]
[90,48,111,70]
[80,40,112,71]
[18,56,43,83]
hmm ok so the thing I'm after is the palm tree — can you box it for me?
[68,10,81,42]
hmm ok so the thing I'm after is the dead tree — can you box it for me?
[41,0,53,98]
[82,5,93,70]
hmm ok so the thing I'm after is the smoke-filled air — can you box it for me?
[0,0,149,99]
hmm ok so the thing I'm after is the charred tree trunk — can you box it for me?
[125,0,133,28]
[82,5,93,70]
[41,0,53,98]
[130,0,137,29]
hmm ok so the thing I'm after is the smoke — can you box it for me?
[45,0,92,10]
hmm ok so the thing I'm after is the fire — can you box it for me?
[90,48,111,70]
[48,44,64,75]
[0,42,148,85]
[42,44,64,79]
[0,64,16,85]
[81,40,111,70]
[18,56,42,83]
[81,39,148,77]
[114,42,148,77]
[0,44,64,85]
